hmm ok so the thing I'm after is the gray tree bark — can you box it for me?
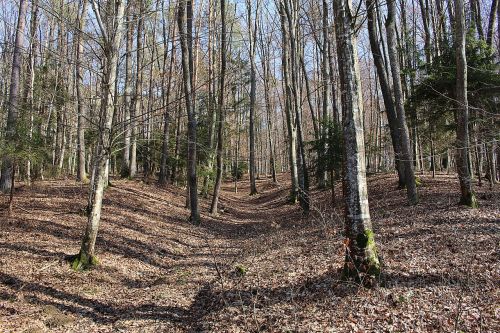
[333,0,380,283]
[210,0,227,214]
[178,0,200,223]
[0,0,28,193]
[247,0,259,195]
[365,0,405,188]
[76,0,89,182]
[454,0,478,207]
[120,5,134,178]
[73,0,126,269]
[386,0,418,205]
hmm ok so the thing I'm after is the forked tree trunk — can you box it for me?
[333,0,380,284]
[454,0,478,208]
[73,0,126,270]
[0,0,28,193]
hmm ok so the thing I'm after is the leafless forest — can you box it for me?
[0,0,499,332]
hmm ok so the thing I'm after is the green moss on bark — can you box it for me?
[459,192,479,208]
[342,229,381,285]
[70,251,99,271]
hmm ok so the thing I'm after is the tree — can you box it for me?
[365,0,404,187]
[158,7,176,186]
[210,0,227,214]
[76,0,89,182]
[454,0,478,208]
[386,0,418,205]
[72,0,127,270]
[247,0,259,195]
[121,3,134,178]
[333,0,380,283]
[178,0,200,223]
[0,0,28,193]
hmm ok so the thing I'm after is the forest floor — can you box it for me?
[0,173,498,332]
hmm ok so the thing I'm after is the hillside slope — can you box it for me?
[0,174,498,332]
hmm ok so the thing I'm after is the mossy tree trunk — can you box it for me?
[73,0,126,270]
[333,0,380,284]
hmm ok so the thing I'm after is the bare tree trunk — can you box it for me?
[200,0,218,198]
[333,0,380,283]
[72,0,126,270]
[76,0,88,182]
[283,0,309,212]
[317,0,330,188]
[130,2,144,179]
[178,0,200,223]
[24,0,39,186]
[121,5,134,177]
[247,0,259,195]
[386,0,418,205]
[0,0,28,193]
[210,0,227,214]
[365,0,405,188]
[159,10,176,186]
[486,0,498,47]
[279,1,299,203]
[454,0,478,208]
[471,0,485,40]
[260,36,277,183]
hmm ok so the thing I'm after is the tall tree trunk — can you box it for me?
[279,1,299,203]
[121,5,134,177]
[471,0,485,40]
[333,0,380,283]
[0,0,28,193]
[24,0,39,186]
[201,0,215,197]
[210,0,227,214]
[486,0,498,47]
[130,1,144,178]
[283,0,309,212]
[454,0,478,208]
[73,0,126,269]
[365,0,405,188]
[317,0,330,189]
[178,0,200,223]
[76,0,89,182]
[386,0,418,205]
[247,0,259,195]
[159,12,176,186]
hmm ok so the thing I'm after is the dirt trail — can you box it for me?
[0,174,499,332]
